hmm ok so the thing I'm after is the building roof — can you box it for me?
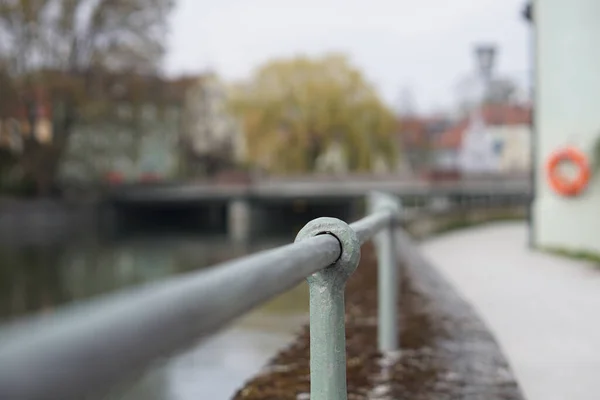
[436,120,468,149]
[397,114,453,148]
[434,104,532,150]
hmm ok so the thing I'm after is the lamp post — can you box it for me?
[521,1,535,247]
[474,44,497,100]
[522,2,532,24]
[473,44,497,173]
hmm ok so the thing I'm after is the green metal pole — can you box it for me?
[375,218,398,352]
[307,274,347,398]
[295,217,361,400]
[369,192,402,353]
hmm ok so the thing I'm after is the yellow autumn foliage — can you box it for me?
[229,54,398,174]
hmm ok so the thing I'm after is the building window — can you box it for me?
[493,139,504,155]
[142,105,157,121]
[118,104,132,119]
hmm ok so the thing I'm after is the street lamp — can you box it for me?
[474,44,497,86]
[521,1,534,248]
[522,2,532,24]
[466,43,498,174]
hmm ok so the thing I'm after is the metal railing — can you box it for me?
[0,192,402,400]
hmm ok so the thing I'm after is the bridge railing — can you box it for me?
[0,192,403,400]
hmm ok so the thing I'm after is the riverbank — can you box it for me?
[0,197,98,246]
[233,240,524,399]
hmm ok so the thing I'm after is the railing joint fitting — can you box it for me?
[295,217,361,284]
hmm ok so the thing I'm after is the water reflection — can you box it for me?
[0,233,309,400]
[167,328,295,399]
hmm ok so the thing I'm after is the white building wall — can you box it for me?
[488,124,531,172]
[533,0,600,254]
[60,104,182,182]
[459,113,499,174]
[184,75,243,162]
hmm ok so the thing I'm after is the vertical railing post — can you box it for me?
[369,192,402,353]
[295,217,361,400]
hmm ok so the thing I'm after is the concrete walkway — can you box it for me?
[420,222,600,400]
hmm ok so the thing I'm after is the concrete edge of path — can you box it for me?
[419,222,600,400]
[395,228,526,399]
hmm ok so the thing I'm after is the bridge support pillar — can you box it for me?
[228,199,251,242]
[97,202,121,236]
[533,0,600,255]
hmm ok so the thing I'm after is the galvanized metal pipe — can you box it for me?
[296,217,361,400]
[369,193,402,353]
[0,235,340,400]
[350,210,394,245]
[0,193,402,400]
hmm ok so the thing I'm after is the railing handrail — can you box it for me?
[0,192,401,400]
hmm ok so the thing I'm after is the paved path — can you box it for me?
[421,222,600,400]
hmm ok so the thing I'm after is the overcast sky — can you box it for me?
[164,0,531,114]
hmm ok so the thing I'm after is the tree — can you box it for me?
[229,54,398,174]
[0,0,174,195]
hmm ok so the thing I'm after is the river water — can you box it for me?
[0,231,310,399]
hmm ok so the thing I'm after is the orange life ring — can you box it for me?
[546,146,590,196]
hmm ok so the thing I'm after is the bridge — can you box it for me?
[108,173,532,202]
[103,174,532,241]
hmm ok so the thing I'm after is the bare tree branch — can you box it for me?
[0,0,174,195]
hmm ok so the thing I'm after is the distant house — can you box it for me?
[484,104,532,172]
[431,104,532,174]
[0,87,53,152]
[459,112,499,174]
[60,73,198,183]
[181,74,245,177]
[431,120,462,171]
[396,114,453,174]
[2,70,243,185]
